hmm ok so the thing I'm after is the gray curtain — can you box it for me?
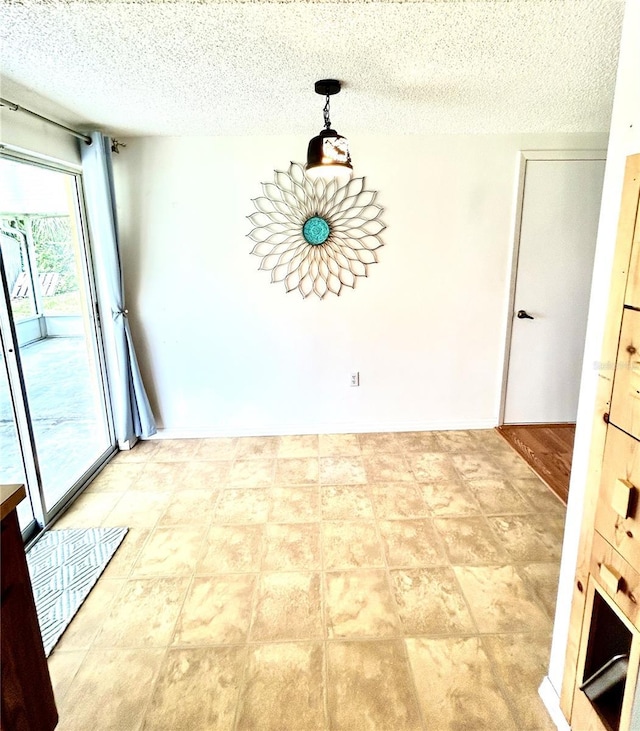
[81,131,156,443]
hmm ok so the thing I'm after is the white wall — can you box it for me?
[113,132,604,437]
[546,0,640,711]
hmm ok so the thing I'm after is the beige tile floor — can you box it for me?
[47,430,565,731]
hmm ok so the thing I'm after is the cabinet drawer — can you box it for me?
[590,531,640,630]
[595,425,640,569]
[610,307,640,440]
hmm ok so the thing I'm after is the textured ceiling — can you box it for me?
[0,0,625,137]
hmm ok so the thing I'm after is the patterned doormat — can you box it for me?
[27,527,128,656]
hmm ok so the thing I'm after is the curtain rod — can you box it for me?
[0,97,92,145]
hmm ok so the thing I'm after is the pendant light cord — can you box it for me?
[323,94,331,130]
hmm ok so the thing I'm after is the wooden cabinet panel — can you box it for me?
[596,425,640,571]
[622,203,640,309]
[590,531,640,630]
[1,509,58,731]
[610,308,640,440]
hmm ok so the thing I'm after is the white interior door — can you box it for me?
[503,155,605,425]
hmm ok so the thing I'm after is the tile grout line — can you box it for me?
[513,563,559,624]
[73,572,130,652]
[136,643,172,729]
[63,624,557,654]
[366,477,429,731]
[133,462,216,729]
[230,510,270,731]
[479,633,529,730]
[48,646,89,709]
[316,445,331,731]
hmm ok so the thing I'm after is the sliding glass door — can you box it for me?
[0,152,115,537]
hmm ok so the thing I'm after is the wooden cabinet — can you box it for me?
[1,485,58,731]
[561,154,640,731]
[589,531,640,630]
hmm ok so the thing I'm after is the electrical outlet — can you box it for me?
[350,372,360,387]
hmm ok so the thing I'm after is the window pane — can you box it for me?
[0,227,36,321]
[31,216,82,316]
[1,156,113,517]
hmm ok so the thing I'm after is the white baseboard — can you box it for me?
[118,437,138,450]
[539,676,570,731]
[147,419,498,440]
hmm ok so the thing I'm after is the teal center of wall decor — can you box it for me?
[302,216,330,245]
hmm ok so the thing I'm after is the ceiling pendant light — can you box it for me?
[306,79,353,182]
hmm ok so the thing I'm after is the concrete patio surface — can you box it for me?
[0,336,111,528]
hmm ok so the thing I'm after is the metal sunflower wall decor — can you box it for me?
[247,162,385,300]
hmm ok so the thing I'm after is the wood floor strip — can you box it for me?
[496,424,575,505]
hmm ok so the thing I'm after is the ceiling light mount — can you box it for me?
[314,79,341,97]
[306,79,353,182]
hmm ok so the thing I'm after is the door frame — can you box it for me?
[0,145,117,540]
[497,149,606,426]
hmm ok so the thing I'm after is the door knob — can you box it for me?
[517,310,534,320]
